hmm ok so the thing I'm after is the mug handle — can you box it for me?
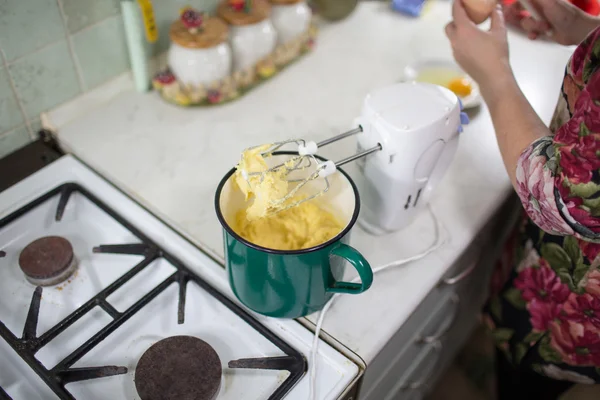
[326,244,373,294]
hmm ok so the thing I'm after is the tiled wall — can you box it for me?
[0,0,219,159]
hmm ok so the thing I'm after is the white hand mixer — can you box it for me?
[240,82,468,233]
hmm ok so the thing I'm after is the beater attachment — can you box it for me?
[237,127,381,215]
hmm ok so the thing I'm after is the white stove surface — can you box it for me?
[0,155,358,400]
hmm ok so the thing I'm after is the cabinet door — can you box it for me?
[385,340,442,400]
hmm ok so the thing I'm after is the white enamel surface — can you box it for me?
[167,42,232,86]
[0,156,358,400]
[50,1,574,364]
[355,82,461,234]
[271,2,311,45]
[229,20,277,71]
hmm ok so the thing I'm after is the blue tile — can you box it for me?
[29,118,43,137]
[0,0,66,61]
[9,40,81,119]
[61,0,121,33]
[72,16,130,89]
[0,125,31,159]
[0,66,24,133]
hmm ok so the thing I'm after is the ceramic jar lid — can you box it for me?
[217,0,272,26]
[169,11,229,49]
[269,0,305,4]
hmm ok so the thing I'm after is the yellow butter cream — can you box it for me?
[234,199,344,251]
[233,145,344,250]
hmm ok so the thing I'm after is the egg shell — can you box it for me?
[462,0,497,24]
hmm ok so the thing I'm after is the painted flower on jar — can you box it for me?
[229,0,247,12]
[207,89,222,104]
[549,320,600,366]
[153,71,177,89]
[180,7,204,32]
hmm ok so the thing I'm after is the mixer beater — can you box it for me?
[238,82,469,232]
[238,127,382,214]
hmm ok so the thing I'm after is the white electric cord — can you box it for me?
[308,205,448,400]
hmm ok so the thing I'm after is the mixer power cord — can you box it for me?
[308,205,448,400]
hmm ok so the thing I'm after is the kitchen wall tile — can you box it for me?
[0,0,224,163]
[0,0,66,62]
[0,125,31,159]
[9,40,81,120]
[30,118,43,138]
[60,0,121,34]
[0,66,24,133]
[72,16,130,89]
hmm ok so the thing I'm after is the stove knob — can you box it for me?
[414,140,445,182]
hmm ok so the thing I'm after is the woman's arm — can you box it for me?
[447,1,600,238]
[446,2,549,188]
[480,69,551,187]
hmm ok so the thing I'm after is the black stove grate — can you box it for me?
[0,183,307,400]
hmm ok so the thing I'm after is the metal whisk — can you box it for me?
[239,127,382,213]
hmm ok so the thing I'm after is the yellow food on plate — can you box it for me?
[234,199,344,251]
[447,77,472,98]
[415,67,473,98]
[234,145,289,220]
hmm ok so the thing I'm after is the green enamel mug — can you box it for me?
[215,152,373,319]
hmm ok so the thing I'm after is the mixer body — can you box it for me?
[354,82,461,235]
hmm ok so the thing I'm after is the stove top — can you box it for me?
[0,153,359,400]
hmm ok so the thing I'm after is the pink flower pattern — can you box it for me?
[563,293,600,328]
[549,320,600,367]
[489,26,600,382]
[516,146,574,235]
[586,270,600,297]
[514,261,570,304]
[529,298,562,331]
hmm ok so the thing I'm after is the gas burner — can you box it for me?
[135,336,222,400]
[1,182,312,399]
[18,236,77,286]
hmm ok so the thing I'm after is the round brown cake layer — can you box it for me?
[19,236,74,280]
[135,336,222,400]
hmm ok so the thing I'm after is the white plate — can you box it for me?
[401,59,482,109]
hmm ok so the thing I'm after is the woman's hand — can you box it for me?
[519,0,599,45]
[446,0,551,189]
[445,1,514,99]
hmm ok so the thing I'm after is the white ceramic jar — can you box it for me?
[218,0,278,72]
[270,0,311,45]
[167,14,232,87]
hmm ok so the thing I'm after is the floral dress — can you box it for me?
[487,27,600,384]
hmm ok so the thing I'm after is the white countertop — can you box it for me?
[47,2,574,363]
